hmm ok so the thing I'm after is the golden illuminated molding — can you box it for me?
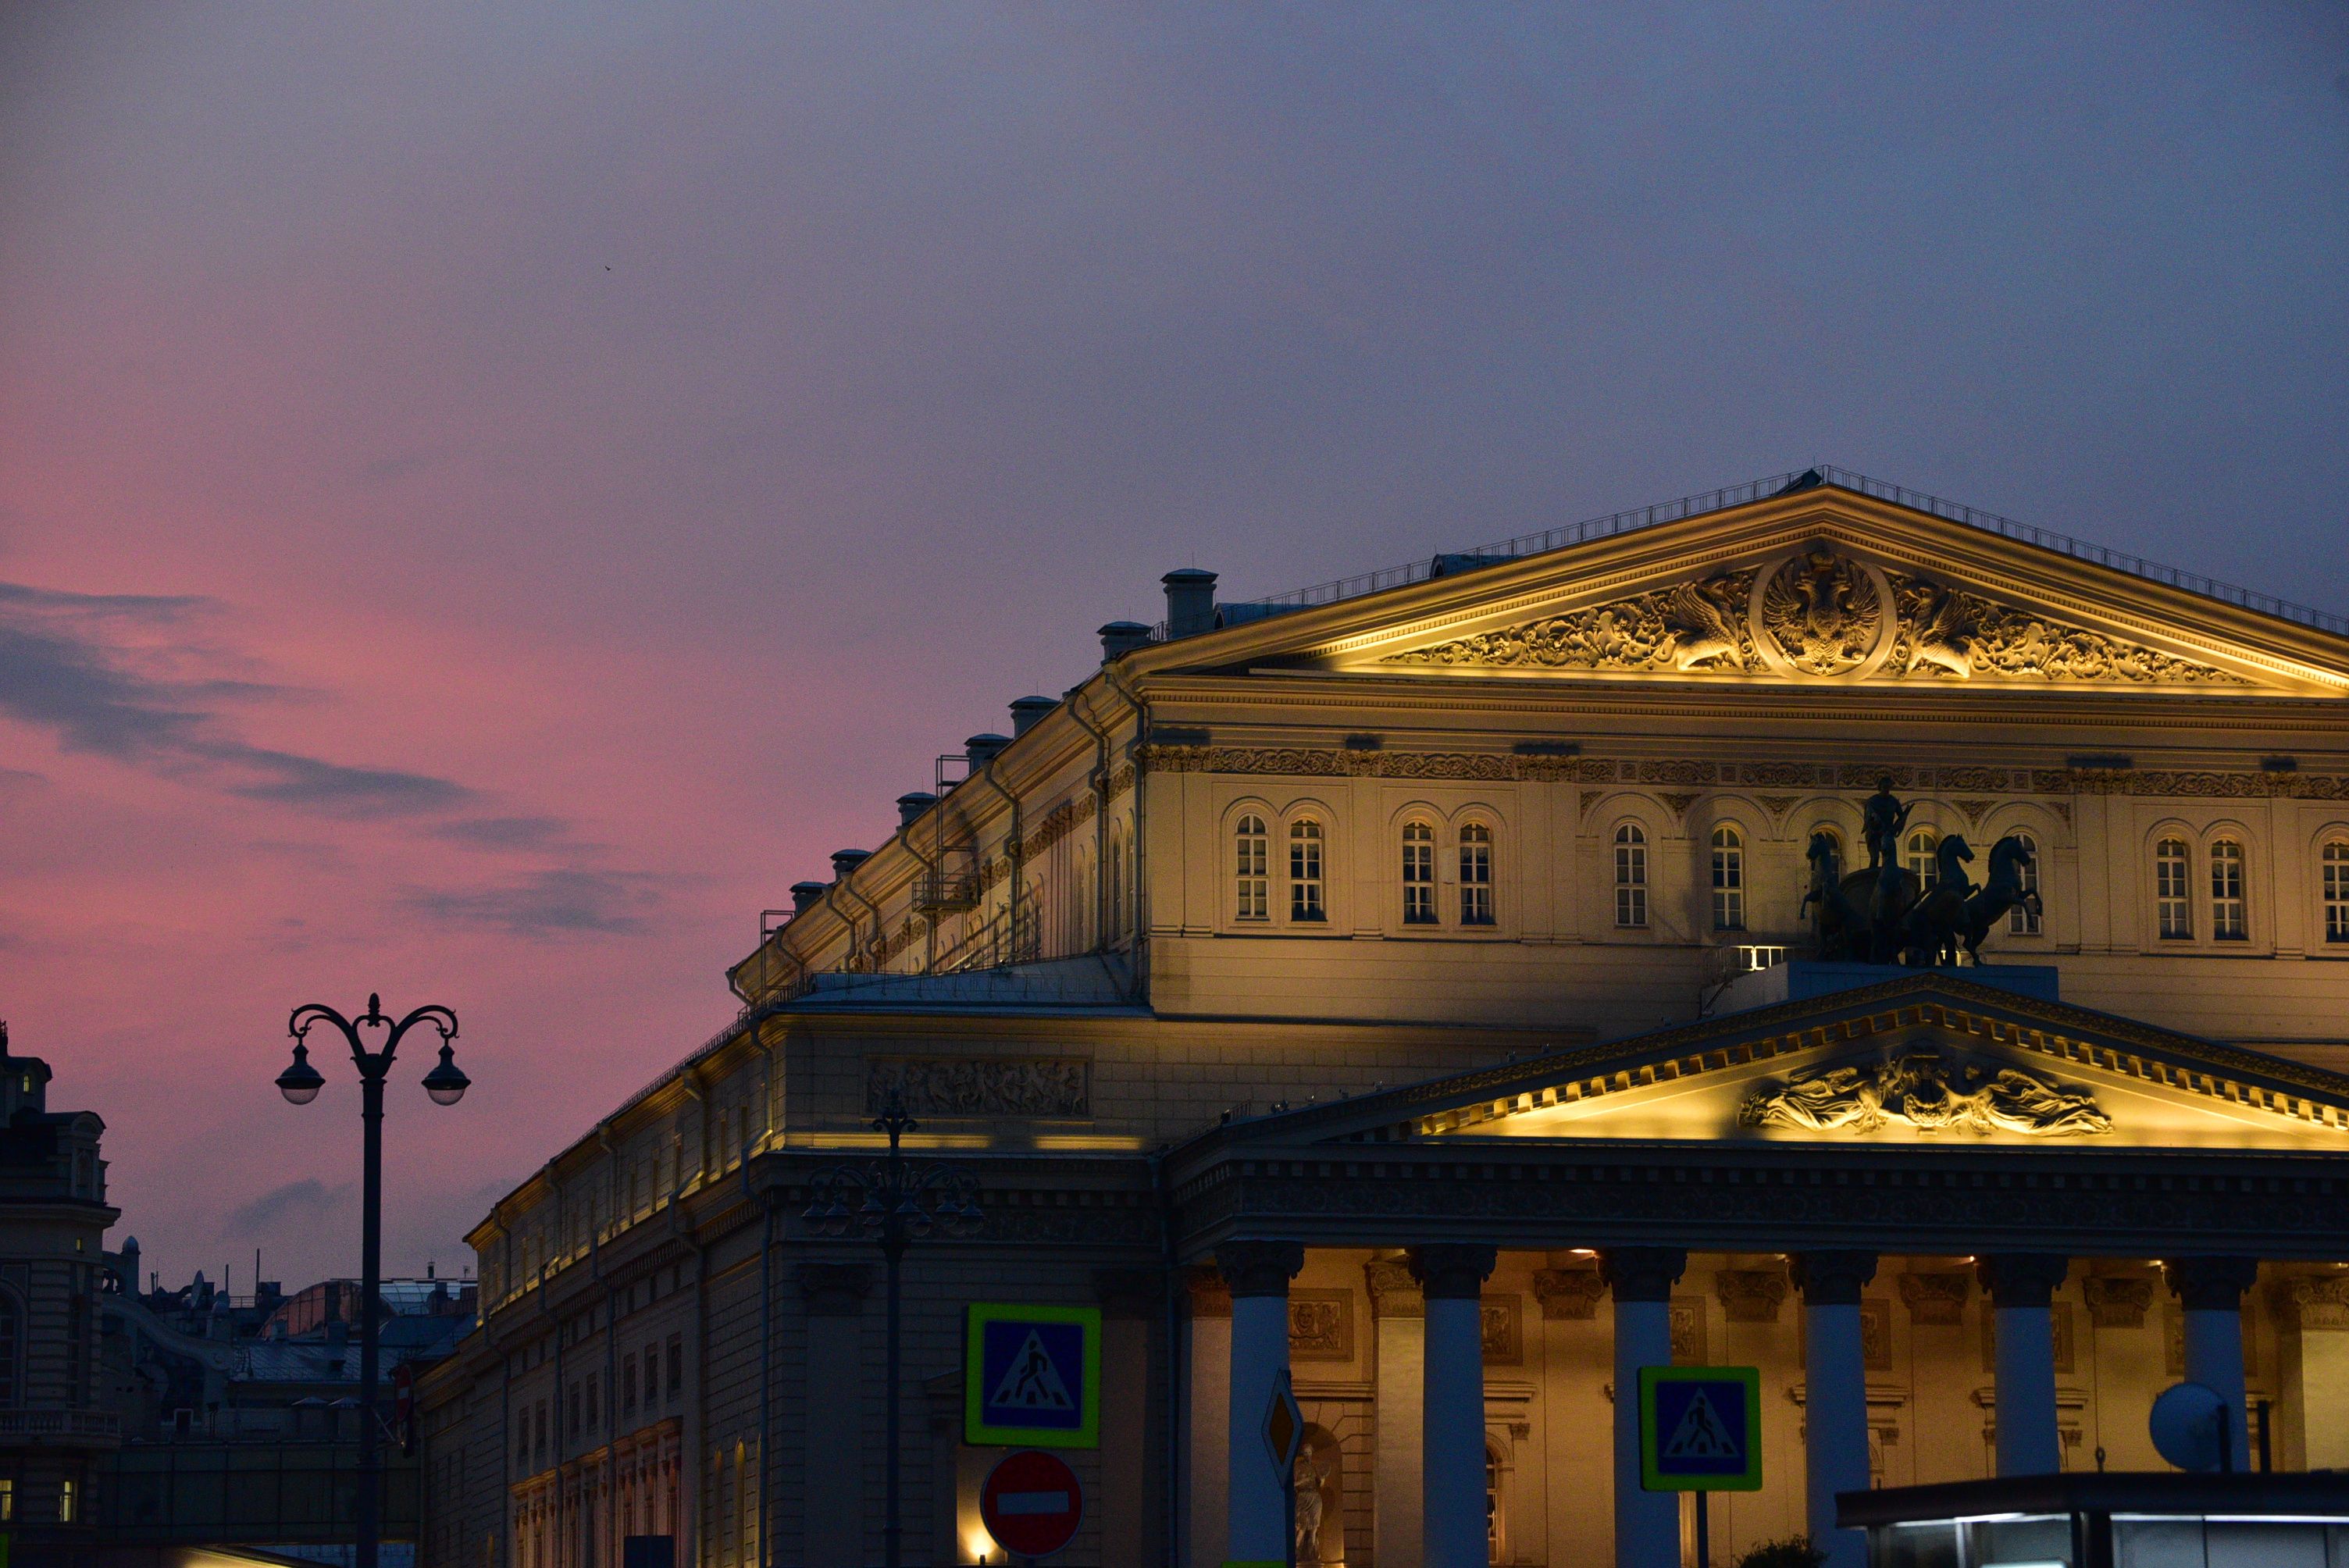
[1135,743,2349,800]
[1380,544,2250,687]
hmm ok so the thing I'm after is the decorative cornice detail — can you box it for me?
[865,1057,1090,1119]
[1897,1270,1972,1325]
[1716,1268,1789,1323]
[1531,1267,1604,1321]
[1131,744,2349,800]
[1364,1258,1424,1320]
[2082,1275,2155,1328]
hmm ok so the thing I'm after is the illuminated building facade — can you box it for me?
[419,473,2349,1568]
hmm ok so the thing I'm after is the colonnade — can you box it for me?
[1209,1242,2262,1568]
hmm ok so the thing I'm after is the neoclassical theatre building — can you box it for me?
[418,472,2349,1568]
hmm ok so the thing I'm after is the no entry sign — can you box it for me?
[979,1449,1083,1559]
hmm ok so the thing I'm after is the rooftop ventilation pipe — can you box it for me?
[829,849,871,880]
[1098,622,1152,661]
[964,732,1010,768]
[1009,695,1058,736]
[1162,568,1217,638]
[788,881,827,914]
[896,792,937,828]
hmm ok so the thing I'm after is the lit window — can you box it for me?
[58,1478,73,1524]
[1710,826,1745,931]
[1235,815,1268,921]
[1460,823,1495,927]
[2211,839,2247,940]
[1905,829,1940,890]
[1613,825,1647,928]
[1403,821,1436,925]
[2008,832,2042,935]
[1289,821,1325,922]
[2156,838,2192,939]
[2325,843,2349,944]
[0,1478,12,1522]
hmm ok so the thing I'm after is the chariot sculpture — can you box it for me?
[1799,778,2042,967]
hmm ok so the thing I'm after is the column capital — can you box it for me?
[2165,1256,2259,1311]
[1598,1246,1686,1303]
[1215,1239,1304,1299]
[1791,1250,1878,1306]
[1531,1267,1604,1320]
[1406,1243,1497,1301]
[1977,1253,2070,1309]
[1182,1263,1232,1319]
[1364,1257,1424,1319]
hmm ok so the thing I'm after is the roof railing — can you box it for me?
[1144,464,2348,640]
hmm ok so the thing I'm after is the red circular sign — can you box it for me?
[980,1449,1083,1559]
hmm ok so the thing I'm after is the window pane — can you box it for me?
[1711,826,1744,931]
[2211,839,2247,940]
[1460,822,1493,926]
[1235,815,1268,921]
[1290,821,1325,921]
[1906,829,1939,890]
[1403,821,1435,925]
[1614,825,1647,928]
[2008,833,2043,935]
[2156,839,2192,939]
[2325,843,2349,943]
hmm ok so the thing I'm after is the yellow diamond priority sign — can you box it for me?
[1262,1367,1303,1481]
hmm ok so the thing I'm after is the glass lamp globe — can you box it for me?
[276,1042,325,1106]
[421,1044,470,1107]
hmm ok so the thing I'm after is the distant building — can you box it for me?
[0,1022,118,1561]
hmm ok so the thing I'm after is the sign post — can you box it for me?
[1639,1366,1764,1568]
[1262,1367,1305,1568]
[979,1449,1083,1562]
[965,1303,1102,1449]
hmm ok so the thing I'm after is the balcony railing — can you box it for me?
[0,1407,123,1441]
[911,869,981,914]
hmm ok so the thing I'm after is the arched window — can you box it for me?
[1402,821,1436,925]
[2210,839,2247,940]
[1460,822,1495,926]
[2325,842,2349,944]
[1234,815,1268,921]
[2008,832,2042,935]
[1905,829,1941,890]
[2155,837,2193,939]
[1613,825,1648,928]
[1289,820,1325,922]
[1710,825,1745,930]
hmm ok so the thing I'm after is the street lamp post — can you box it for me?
[276,992,467,1568]
[802,1092,981,1568]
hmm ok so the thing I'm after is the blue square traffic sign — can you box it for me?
[1639,1366,1763,1491]
[964,1303,1100,1449]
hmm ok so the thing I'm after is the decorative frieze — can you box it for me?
[1531,1267,1604,1321]
[1481,1296,1524,1365]
[1670,1295,1708,1363]
[2083,1275,2155,1328]
[1288,1289,1355,1361]
[1897,1271,1970,1326]
[864,1056,1089,1118]
[1738,1051,2111,1139]
[1715,1269,1788,1324]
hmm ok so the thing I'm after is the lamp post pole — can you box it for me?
[276,993,469,1568]
[803,1092,981,1568]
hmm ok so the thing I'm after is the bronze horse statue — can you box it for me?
[1805,829,2036,968]
[1800,832,1873,961]
[1950,834,2041,964]
[1898,834,1977,966]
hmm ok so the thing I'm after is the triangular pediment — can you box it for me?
[1128,483,2349,696]
[1224,974,2349,1154]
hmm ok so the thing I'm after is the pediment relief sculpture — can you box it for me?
[1738,1049,2112,1139]
[1382,543,2249,686]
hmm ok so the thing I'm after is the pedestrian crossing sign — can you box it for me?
[964,1303,1102,1449]
[1638,1366,1763,1491]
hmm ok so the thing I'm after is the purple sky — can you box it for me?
[2,5,2344,1292]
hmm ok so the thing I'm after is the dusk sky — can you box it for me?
[2,5,2344,1292]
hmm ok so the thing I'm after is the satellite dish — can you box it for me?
[2149,1381,2230,1471]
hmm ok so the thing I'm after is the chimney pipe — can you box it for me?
[789,881,827,913]
[895,791,937,828]
[829,849,871,881]
[1098,622,1151,661]
[1162,568,1217,638]
[1009,696,1058,736]
[964,732,1010,768]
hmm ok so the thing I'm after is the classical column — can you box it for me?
[1219,1240,1304,1568]
[1599,1247,1684,1568]
[2166,1256,2259,1470]
[1366,1254,1425,1568]
[1410,1245,1497,1568]
[1792,1252,1877,1568]
[797,1263,872,1568]
[1979,1254,2069,1476]
[1185,1267,1234,1568]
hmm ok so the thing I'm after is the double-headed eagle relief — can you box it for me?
[1383,542,2248,686]
[1738,1050,2112,1139]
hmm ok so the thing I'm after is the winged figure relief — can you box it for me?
[1896,579,1976,678]
[1660,579,1748,671]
